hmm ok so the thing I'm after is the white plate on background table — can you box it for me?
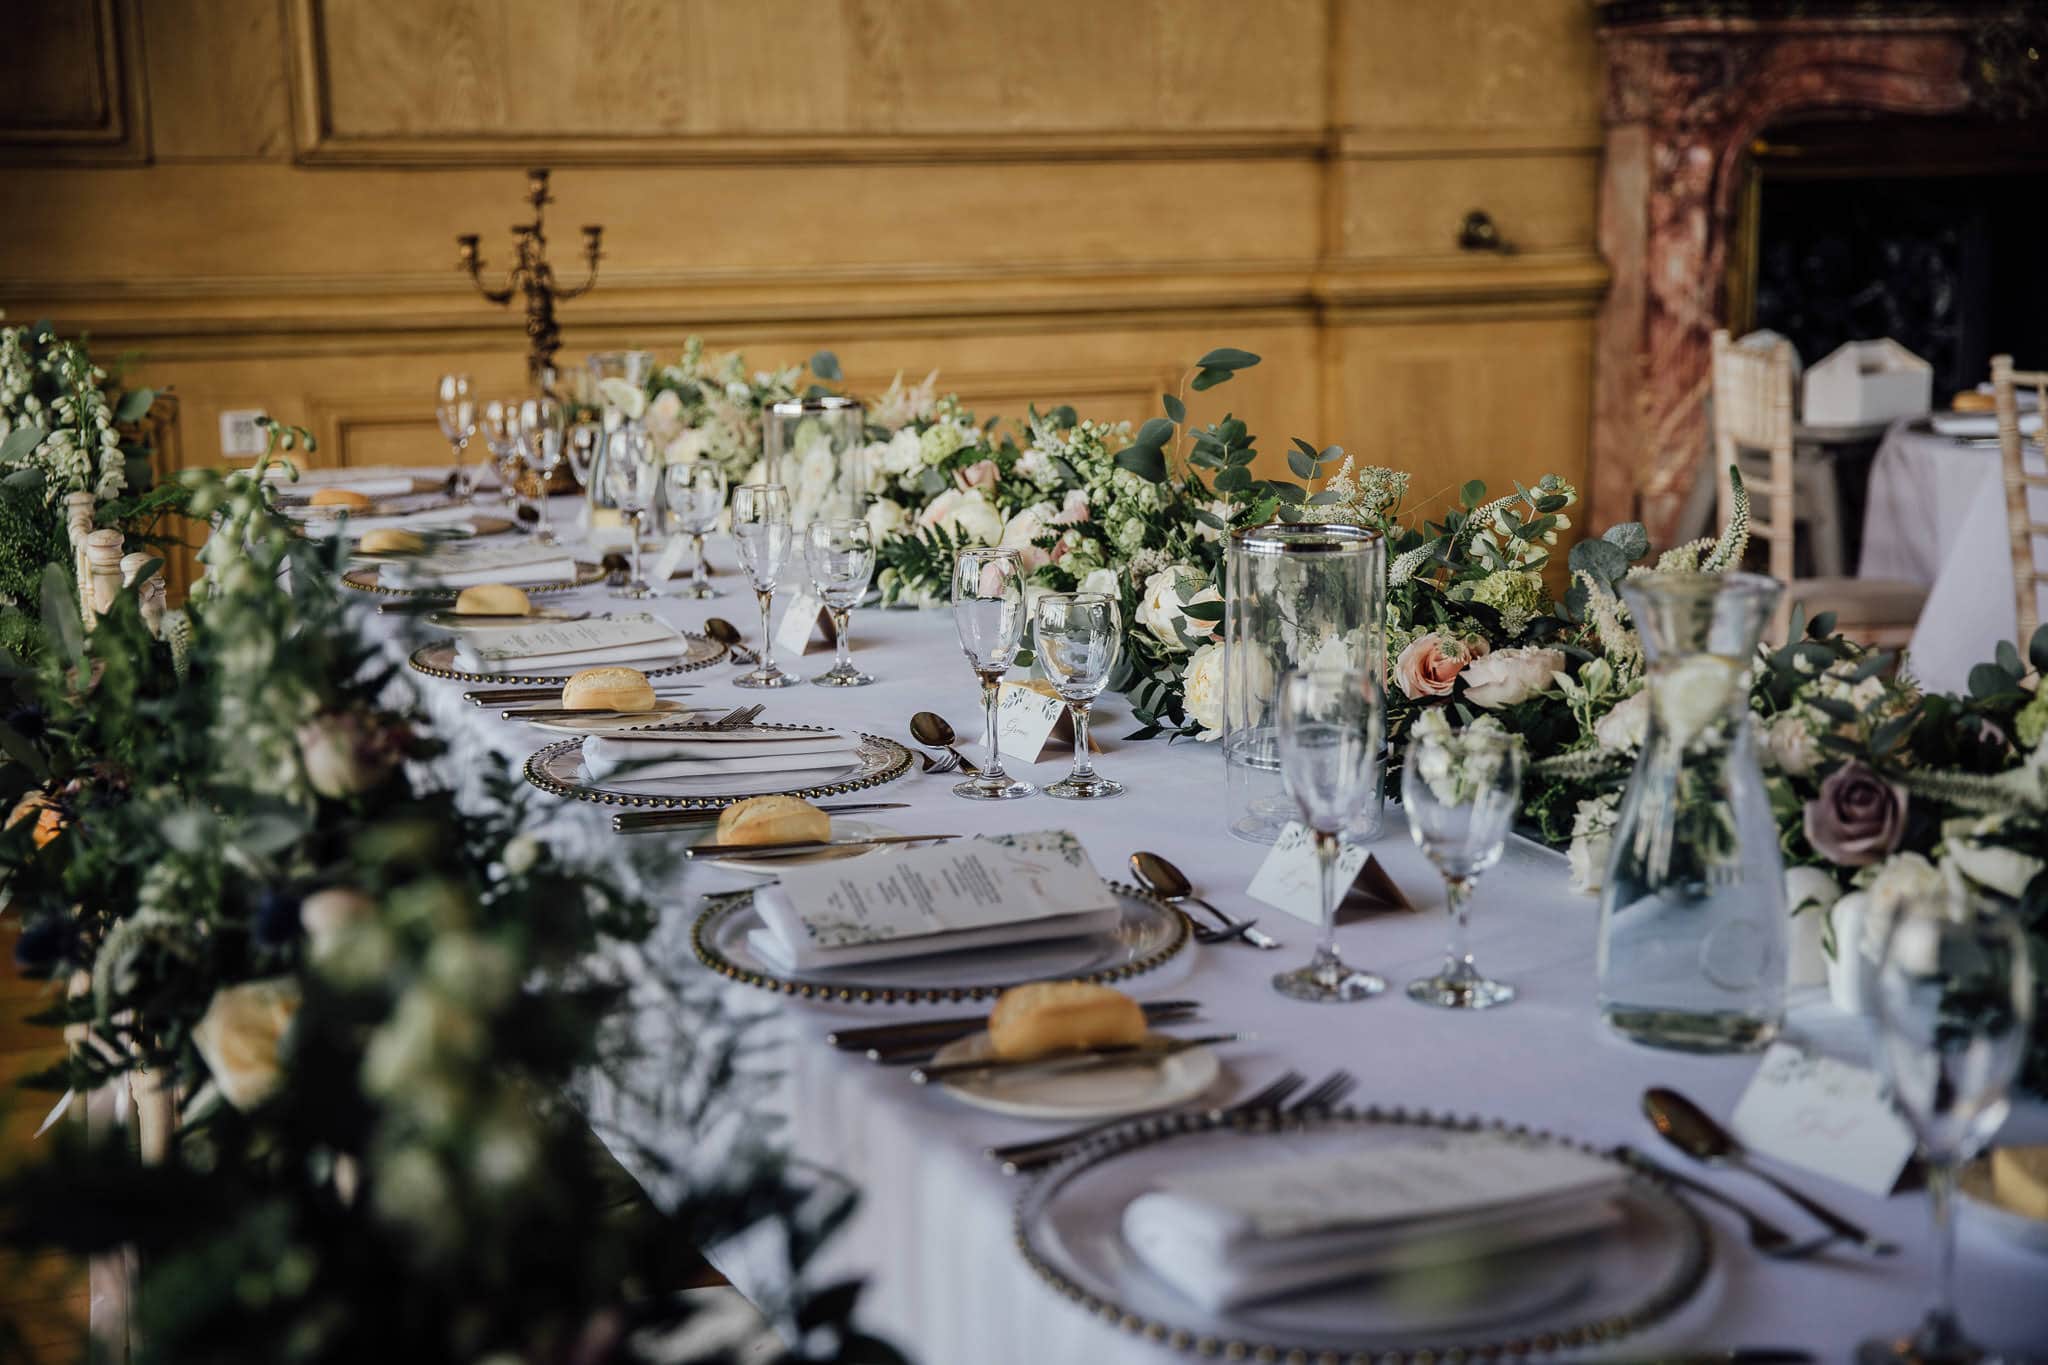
[709,819,924,874]
[525,728,914,813]
[406,635,725,686]
[1013,1112,1708,1361]
[689,879,1191,1007]
[1961,1156,2048,1254]
[924,1028,1220,1122]
[341,561,606,598]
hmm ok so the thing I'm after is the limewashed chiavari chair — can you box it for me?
[1710,329,1925,647]
[1990,355,2048,648]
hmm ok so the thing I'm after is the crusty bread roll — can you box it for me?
[560,666,656,713]
[988,981,1147,1060]
[358,528,425,555]
[453,583,531,616]
[1991,1146,2048,1221]
[714,794,829,846]
[310,487,374,509]
[1952,391,1996,413]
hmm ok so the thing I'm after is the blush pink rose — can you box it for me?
[957,459,999,491]
[1394,632,1490,700]
[1051,489,1091,525]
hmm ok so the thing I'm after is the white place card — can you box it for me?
[773,592,834,657]
[767,830,1115,951]
[1246,821,1412,924]
[460,612,678,665]
[1729,1042,1916,1196]
[996,681,1067,763]
[652,534,691,582]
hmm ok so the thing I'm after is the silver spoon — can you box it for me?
[1129,851,1279,950]
[704,617,760,666]
[908,711,979,776]
[1642,1088,1897,1256]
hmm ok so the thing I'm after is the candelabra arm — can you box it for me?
[557,227,603,301]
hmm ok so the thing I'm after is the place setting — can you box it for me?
[405,604,725,686]
[341,535,607,597]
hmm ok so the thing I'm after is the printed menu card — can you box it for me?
[380,541,577,587]
[749,831,1122,971]
[454,613,684,673]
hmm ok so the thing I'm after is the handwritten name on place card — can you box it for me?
[995,682,1067,763]
[1729,1042,1915,1196]
[1246,821,1373,924]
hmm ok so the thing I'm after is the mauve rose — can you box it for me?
[956,459,1000,491]
[1802,761,1908,867]
[1394,632,1489,700]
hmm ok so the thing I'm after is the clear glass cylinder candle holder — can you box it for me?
[766,396,866,528]
[1222,522,1387,845]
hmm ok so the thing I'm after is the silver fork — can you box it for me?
[992,1070,1308,1176]
[1286,1069,1358,1117]
[919,750,963,774]
[1614,1145,1841,1261]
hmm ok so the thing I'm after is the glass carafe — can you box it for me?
[1597,572,1786,1053]
[583,350,654,541]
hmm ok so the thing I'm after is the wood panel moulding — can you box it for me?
[0,0,149,164]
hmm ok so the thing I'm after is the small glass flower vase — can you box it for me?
[1222,523,1386,844]
[766,396,866,528]
[1596,572,1787,1053]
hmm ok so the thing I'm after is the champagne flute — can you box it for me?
[731,483,798,689]
[515,395,566,545]
[1401,720,1525,1009]
[435,373,478,498]
[950,548,1033,801]
[1271,668,1384,1002]
[665,461,727,599]
[1031,591,1123,799]
[804,518,876,687]
[1858,897,2033,1365]
[603,425,658,599]
[479,398,525,511]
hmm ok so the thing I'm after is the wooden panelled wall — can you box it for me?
[0,0,1604,514]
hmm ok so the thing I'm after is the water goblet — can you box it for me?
[567,420,602,492]
[731,483,799,689]
[1270,668,1384,1002]
[1401,720,1525,1010]
[435,373,478,498]
[479,398,526,510]
[1857,897,2033,1365]
[1031,592,1123,800]
[950,548,1033,801]
[664,461,728,599]
[602,425,659,599]
[805,519,876,687]
[515,395,566,544]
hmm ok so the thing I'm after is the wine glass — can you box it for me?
[731,483,799,689]
[1858,898,2033,1365]
[515,395,566,545]
[1401,720,1525,1010]
[804,518,876,687]
[1270,668,1384,1002]
[479,398,526,511]
[567,420,602,492]
[1031,592,1123,800]
[665,461,727,600]
[950,548,1033,801]
[603,425,659,599]
[435,373,478,498]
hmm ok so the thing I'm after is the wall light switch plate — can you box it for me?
[219,409,267,457]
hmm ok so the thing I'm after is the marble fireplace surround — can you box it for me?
[1589,0,2039,542]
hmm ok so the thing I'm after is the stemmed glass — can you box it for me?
[1858,898,2033,1365]
[435,373,478,499]
[1271,668,1383,1002]
[1031,592,1123,800]
[664,462,727,599]
[567,420,602,492]
[731,483,799,689]
[804,518,876,687]
[1401,720,1525,1010]
[515,395,566,544]
[479,398,525,510]
[950,548,1033,801]
[603,425,659,598]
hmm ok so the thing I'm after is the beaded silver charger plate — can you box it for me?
[524,726,913,812]
[340,562,607,597]
[408,633,724,687]
[690,880,1190,1007]
[1013,1109,1709,1363]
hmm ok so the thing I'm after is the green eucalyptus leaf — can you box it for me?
[1968,662,2017,700]
[39,564,81,668]
[115,388,156,422]
[1134,418,1175,449]
[1114,444,1168,483]
[1996,639,2023,678]
[1286,449,1315,479]
[1189,367,1233,392]
[1460,479,1486,509]
[1163,394,1186,424]
[1601,522,1650,561]
[1317,444,1345,467]
[2032,624,2048,675]
[1567,537,1628,588]
[0,425,44,465]
[808,351,842,381]
[1806,610,1837,640]
[1195,347,1261,372]
[1213,465,1251,492]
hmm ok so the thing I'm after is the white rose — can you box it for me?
[1181,640,1227,739]
[927,489,1002,546]
[1654,654,1739,748]
[1766,712,1820,776]
[645,389,684,441]
[193,977,301,1110]
[662,427,711,465]
[882,428,924,476]
[1863,852,1952,960]
[300,887,377,957]
[596,378,647,423]
[1462,646,1566,709]
[1137,566,1219,653]
[1593,689,1650,750]
[999,501,1059,571]
[1079,567,1119,598]
[865,498,910,543]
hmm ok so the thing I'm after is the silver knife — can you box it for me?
[466,685,701,705]
[612,801,910,832]
[500,706,723,722]
[909,1033,1241,1086]
[826,999,1202,1051]
[683,833,958,859]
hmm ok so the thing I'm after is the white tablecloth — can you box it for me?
[1862,418,2048,693]
[357,498,2048,1363]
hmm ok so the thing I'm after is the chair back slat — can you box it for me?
[1711,329,1797,638]
[1990,354,2048,647]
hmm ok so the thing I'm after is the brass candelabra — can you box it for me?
[456,168,602,388]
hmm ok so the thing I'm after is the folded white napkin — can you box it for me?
[382,546,578,589]
[456,642,688,675]
[284,476,419,500]
[581,732,859,784]
[1932,411,2042,438]
[309,507,482,539]
[1121,1135,1628,1312]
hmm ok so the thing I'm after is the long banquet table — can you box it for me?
[356,514,2048,1363]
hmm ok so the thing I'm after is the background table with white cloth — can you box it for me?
[360,510,2048,1363]
[1861,416,2048,693]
